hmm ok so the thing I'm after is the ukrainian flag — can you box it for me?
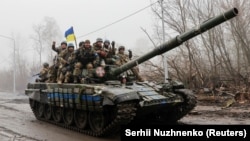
[65,26,75,42]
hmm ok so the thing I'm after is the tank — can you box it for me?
[25,8,238,137]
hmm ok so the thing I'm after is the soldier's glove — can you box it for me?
[128,49,132,59]
[111,41,115,47]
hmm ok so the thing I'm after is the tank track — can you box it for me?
[29,99,137,137]
[163,89,197,122]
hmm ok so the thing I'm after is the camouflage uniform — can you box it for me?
[48,41,67,83]
[74,40,98,83]
[115,46,144,82]
[93,38,105,67]
[57,43,75,83]
[103,40,116,65]
[46,65,57,83]
[36,63,49,82]
[52,41,67,54]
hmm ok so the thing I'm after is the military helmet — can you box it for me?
[43,62,49,68]
[118,46,125,50]
[61,41,67,46]
[104,40,110,44]
[67,43,74,48]
[96,38,103,42]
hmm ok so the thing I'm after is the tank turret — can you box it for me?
[109,8,238,77]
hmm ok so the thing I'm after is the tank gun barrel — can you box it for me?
[110,8,238,77]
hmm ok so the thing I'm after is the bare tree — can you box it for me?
[30,17,62,66]
[149,0,250,89]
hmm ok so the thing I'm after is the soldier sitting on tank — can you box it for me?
[73,40,99,83]
[78,41,84,49]
[46,41,68,83]
[52,41,67,54]
[46,64,57,83]
[93,38,107,67]
[35,62,50,82]
[102,39,116,65]
[57,43,75,84]
[114,46,144,82]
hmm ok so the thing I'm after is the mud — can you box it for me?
[180,94,250,125]
[0,92,249,141]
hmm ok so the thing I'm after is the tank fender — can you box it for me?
[25,89,40,101]
[102,87,139,104]
[102,96,115,105]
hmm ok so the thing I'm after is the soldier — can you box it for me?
[93,38,106,67]
[103,39,116,65]
[73,40,98,83]
[115,46,144,82]
[36,62,50,82]
[57,43,75,83]
[47,41,68,83]
[46,65,57,83]
[52,41,67,54]
[78,41,84,49]
[115,46,132,65]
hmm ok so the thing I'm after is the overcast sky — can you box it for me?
[0,0,158,69]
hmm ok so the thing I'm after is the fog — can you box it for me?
[0,0,156,69]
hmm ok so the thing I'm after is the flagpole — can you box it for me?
[71,26,77,49]
[74,35,78,49]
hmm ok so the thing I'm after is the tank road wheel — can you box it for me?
[88,112,106,133]
[36,102,45,118]
[74,110,88,129]
[52,106,62,123]
[63,108,74,126]
[44,104,52,120]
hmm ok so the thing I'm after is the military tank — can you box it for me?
[25,8,238,137]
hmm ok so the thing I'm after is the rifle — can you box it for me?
[111,41,116,55]
[32,73,40,77]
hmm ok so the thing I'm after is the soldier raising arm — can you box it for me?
[52,41,67,54]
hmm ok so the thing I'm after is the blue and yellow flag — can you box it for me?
[65,26,75,42]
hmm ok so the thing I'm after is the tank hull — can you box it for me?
[25,82,196,136]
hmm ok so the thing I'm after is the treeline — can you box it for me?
[141,0,250,90]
